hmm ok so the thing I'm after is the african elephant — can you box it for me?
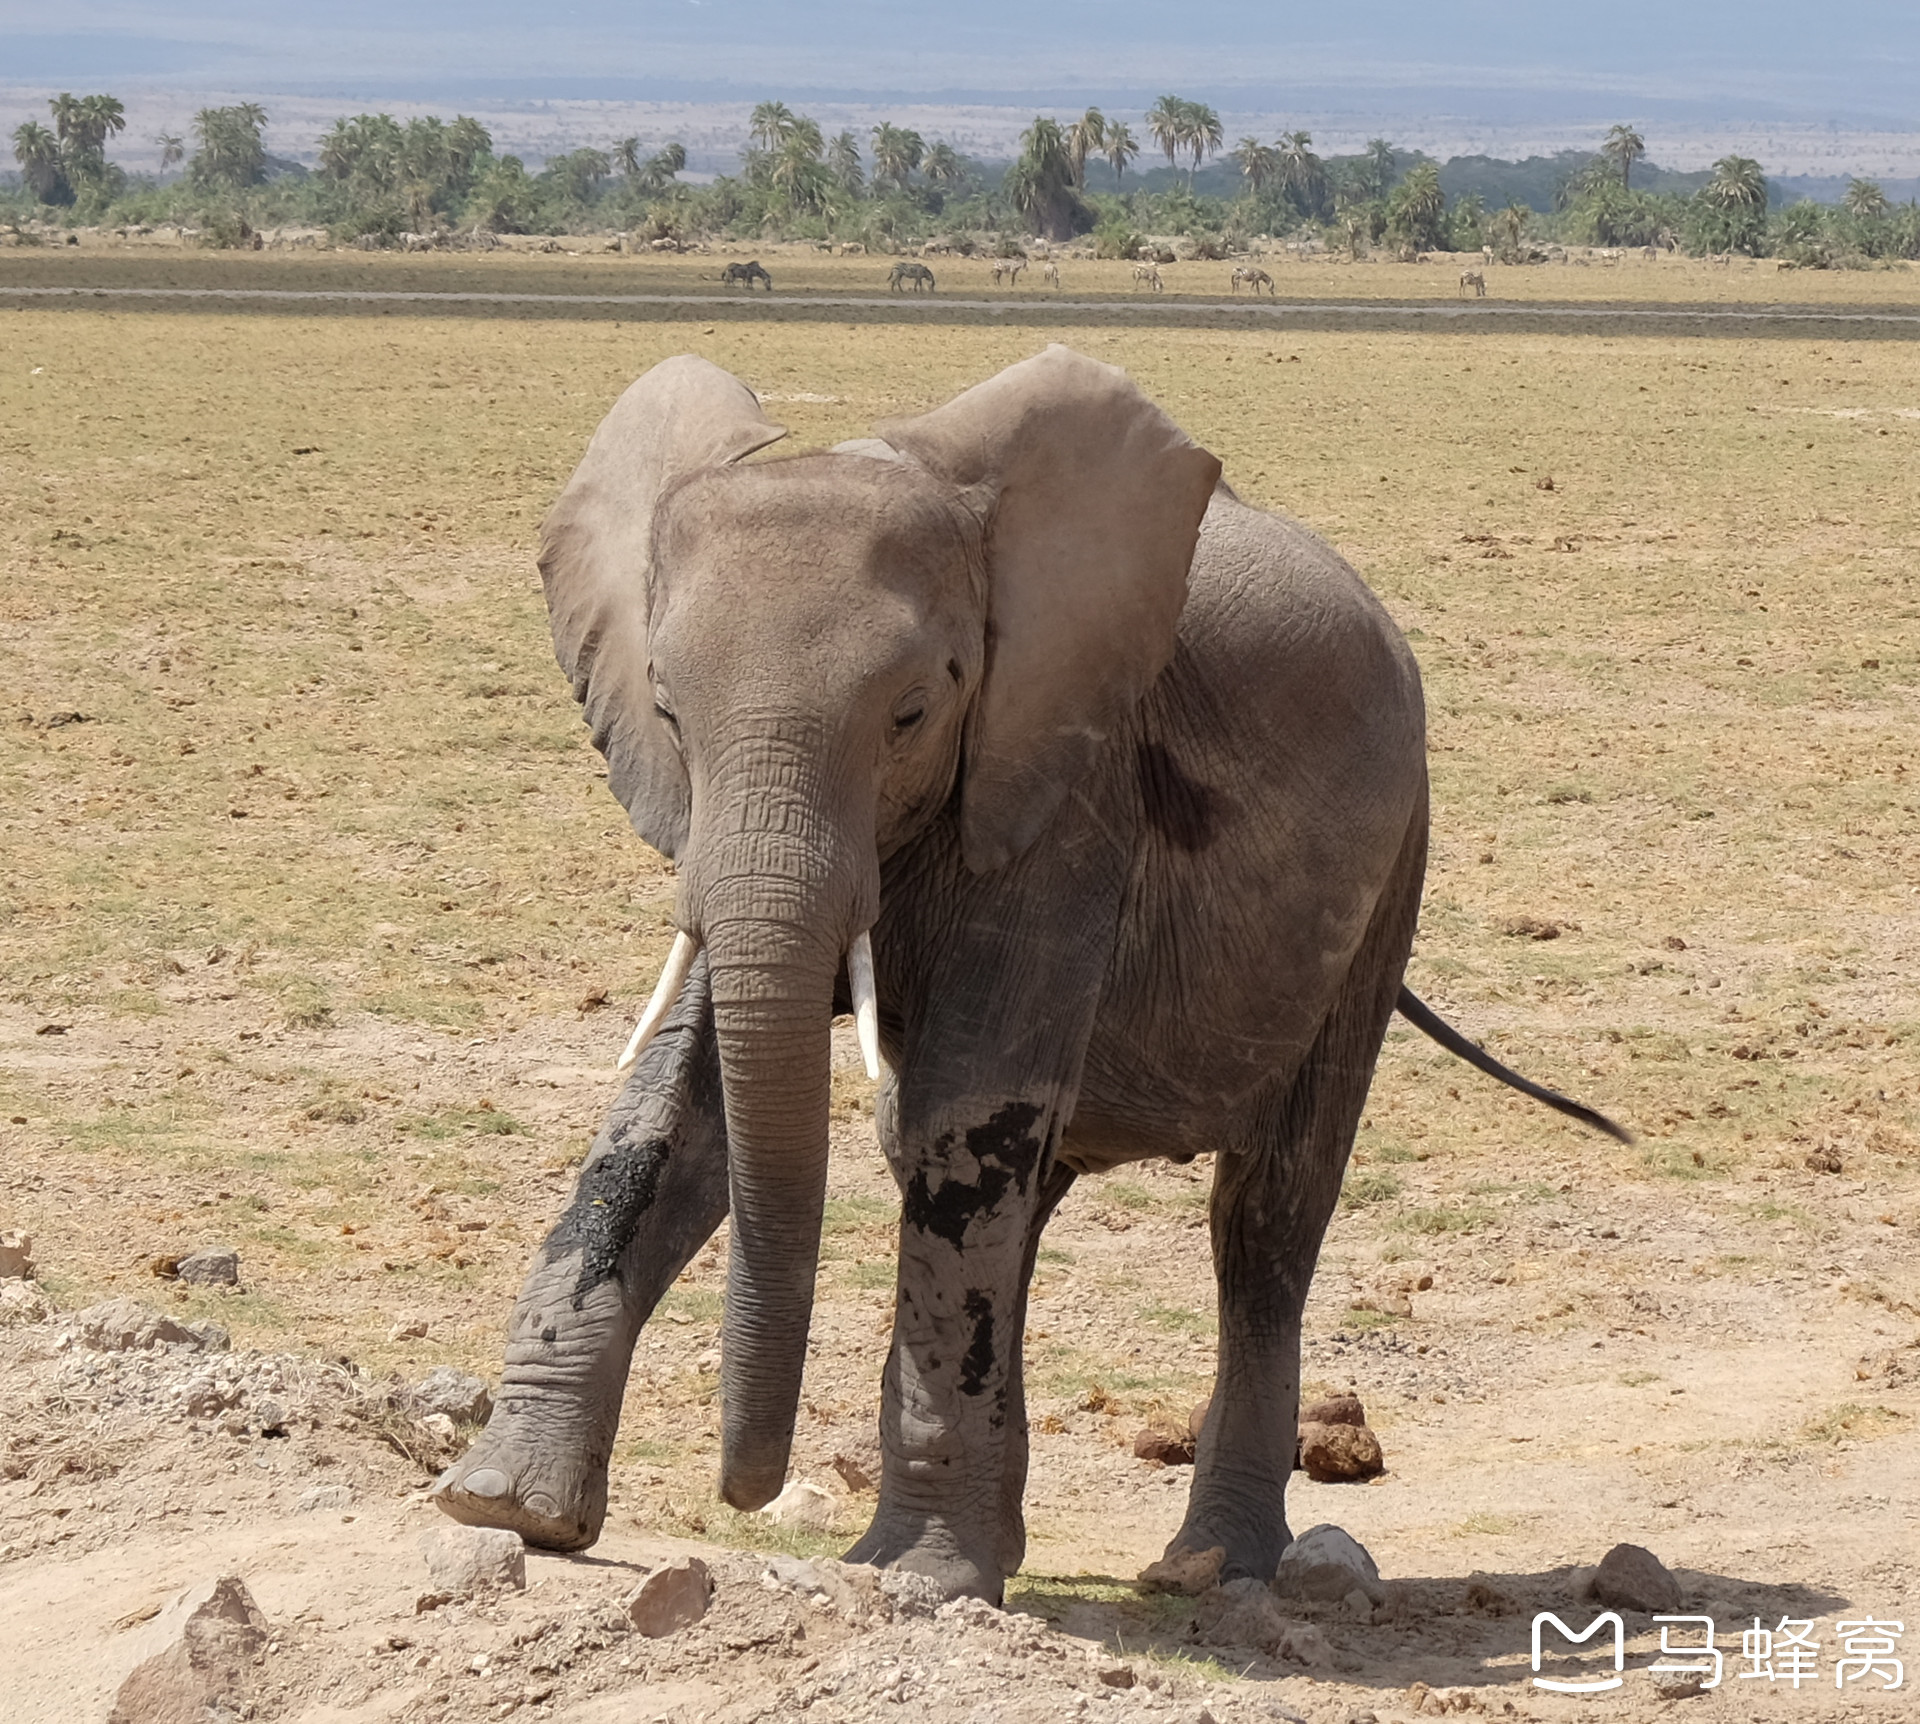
[433,345,1618,1602]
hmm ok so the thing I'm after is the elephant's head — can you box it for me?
[539,345,1220,1508]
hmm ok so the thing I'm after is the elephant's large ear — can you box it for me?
[540,357,786,859]
[876,345,1220,872]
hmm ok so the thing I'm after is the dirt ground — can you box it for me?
[1,254,1916,1720]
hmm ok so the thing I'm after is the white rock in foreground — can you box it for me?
[1274,1522,1386,1606]
[761,1478,836,1530]
[421,1524,527,1596]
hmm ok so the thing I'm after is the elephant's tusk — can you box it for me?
[616,930,699,1071]
[848,930,882,1081]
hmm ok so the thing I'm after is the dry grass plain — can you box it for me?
[2,251,1918,1720]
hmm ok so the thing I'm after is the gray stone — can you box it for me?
[409,1365,493,1424]
[108,1575,267,1724]
[0,1279,51,1327]
[75,1298,208,1353]
[295,1484,355,1514]
[623,1556,713,1636]
[1651,1667,1711,1699]
[420,1524,526,1596]
[251,1395,287,1434]
[1297,1420,1385,1482]
[1276,1523,1387,1606]
[1590,1542,1682,1613]
[176,1247,240,1287]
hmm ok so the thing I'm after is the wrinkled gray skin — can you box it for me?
[434,346,1427,1602]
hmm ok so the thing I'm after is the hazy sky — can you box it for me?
[7,2,1919,121]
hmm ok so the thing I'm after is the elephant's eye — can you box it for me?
[890,695,927,738]
[653,692,678,729]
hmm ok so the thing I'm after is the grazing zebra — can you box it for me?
[1458,268,1487,298]
[990,258,1026,286]
[719,260,773,290]
[1230,265,1275,296]
[888,260,936,294]
[1042,260,1061,289]
[1132,263,1164,291]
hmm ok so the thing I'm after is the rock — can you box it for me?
[623,1556,713,1637]
[1651,1667,1710,1699]
[1344,1587,1376,1621]
[831,1436,883,1493]
[0,1230,33,1279]
[1097,1663,1136,1688]
[420,1525,526,1596]
[75,1298,210,1353]
[176,1247,240,1287]
[1277,1524,1386,1605]
[1464,1573,1519,1616]
[1193,1580,1330,1668]
[1300,1393,1367,1428]
[1298,1420,1385,1482]
[108,1575,267,1724]
[1589,1542,1681,1612]
[387,1319,429,1342]
[419,1412,459,1445]
[1407,1682,1477,1715]
[251,1395,287,1434]
[295,1484,356,1513]
[1348,1291,1414,1318]
[1133,1426,1196,1465]
[410,1365,493,1424]
[1187,1395,1213,1441]
[0,1278,51,1327]
[761,1478,836,1530]
[1137,1545,1224,1596]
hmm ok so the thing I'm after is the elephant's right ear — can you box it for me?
[539,357,786,859]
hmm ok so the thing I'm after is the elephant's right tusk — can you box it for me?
[848,930,882,1081]
[616,930,699,1071]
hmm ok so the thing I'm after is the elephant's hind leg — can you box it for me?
[1160,806,1425,1582]
[433,959,727,1550]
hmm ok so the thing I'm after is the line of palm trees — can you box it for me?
[742,102,966,214]
[11,90,127,202]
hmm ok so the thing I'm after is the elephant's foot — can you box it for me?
[1157,1505,1291,1586]
[431,1415,610,1552]
[843,1507,1005,1604]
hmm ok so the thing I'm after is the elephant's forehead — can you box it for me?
[654,455,974,608]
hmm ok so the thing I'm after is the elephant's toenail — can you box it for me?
[524,1491,560,1517]
[462,1468,511,1498]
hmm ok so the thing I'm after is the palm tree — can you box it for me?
[1184,103,1222,188]
[446,116,492,190]
[317,118,357,181]
[1066,108,1105,188]
[1364,138,1397,200]
[614,136,643,179]
[1389,161,1446,252]
[748,102,797,153]
[193,103,268,189]
[76,94,126,155]
[770,137,836,214]
[922,141,963,188]
[48,93,84,148]
[1146,96,1187,177]
[1705,154,1766,213]
[1103,122,1138,187]
[1277,130,1327,218]
[12,120,66,201]
[1232,137,1278,197]
[1844,177,1889,221]
[156,132,185,174]
[1006,114,1077,241]
[1601,124,1646,191]
[869,122,923,192]
[651,141,687,180]
[827,131,864,197]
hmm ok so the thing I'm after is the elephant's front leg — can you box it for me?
[434,960,725,1550]
[844,1097,1068,1601]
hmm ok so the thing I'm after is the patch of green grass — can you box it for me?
[397,1105,528,1140]
[1340,1168,1405,1209]
[1798,1403,1906,1445]
[660,1502,847,1559]
[848,1257,895,1290]
[1450,1511,1526,1537]
[1139,1302,1212,1335]
[1391,1204,1494,1235]
[1036,1245,1075,1266]
[1618,1370,1662,1387]
[1103,1180,1155,1211]
[659,1285,723,1324]
[1340,1307,1402,1331]
[822,1195,894,1234]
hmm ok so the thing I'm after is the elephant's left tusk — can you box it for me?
[848,930,881,1081]
[617,930,699,1071]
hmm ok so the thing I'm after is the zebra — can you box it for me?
[888,260,936,294]
[719,260,773,290]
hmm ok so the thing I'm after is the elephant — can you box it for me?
[432,345,1625,1602]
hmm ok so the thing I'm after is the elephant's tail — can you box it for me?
[1395,987,1633,1143]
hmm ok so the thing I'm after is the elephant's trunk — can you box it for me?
[686,757,874,1510]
